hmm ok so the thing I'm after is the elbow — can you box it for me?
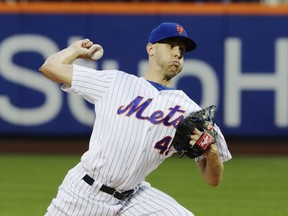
[39,62,52,77]
[202,169,223,187]
[38,62,60,83]
[39,62,49,77]
[39,65,45,77]
[39,58,72,85]
[207,178,221,187]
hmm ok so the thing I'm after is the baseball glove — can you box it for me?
[172,105,217,159]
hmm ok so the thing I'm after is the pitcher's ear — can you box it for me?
[146,43,154,56]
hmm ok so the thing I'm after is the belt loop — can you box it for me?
[82,174,95,186]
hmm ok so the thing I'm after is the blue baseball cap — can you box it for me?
[148,22,197,52]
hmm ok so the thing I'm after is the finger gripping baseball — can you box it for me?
[172,105,217,159]
[88,44,104,60]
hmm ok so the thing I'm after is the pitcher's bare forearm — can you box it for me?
[196,144,223,187]
[39,47,76,84]
[39,39,100,85]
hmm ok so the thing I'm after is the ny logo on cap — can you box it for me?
[176,25,184,35]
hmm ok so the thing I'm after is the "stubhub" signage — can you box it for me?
[0,3,287,137]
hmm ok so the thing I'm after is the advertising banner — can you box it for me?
[0,3,288,137]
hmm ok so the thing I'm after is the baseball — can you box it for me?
[90,45,104,60]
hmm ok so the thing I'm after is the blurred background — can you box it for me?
[0,1,287,216]
[0,0,287,152]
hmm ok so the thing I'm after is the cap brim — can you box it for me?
[156,36,197,52]
[180,37,197,52]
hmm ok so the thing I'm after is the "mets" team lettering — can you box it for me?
[117,96,185,129]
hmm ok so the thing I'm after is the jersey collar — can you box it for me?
[148,80,176,91]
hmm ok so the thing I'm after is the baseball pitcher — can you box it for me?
[40,22,232,216]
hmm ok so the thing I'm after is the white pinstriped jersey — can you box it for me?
[62,64,232,191]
